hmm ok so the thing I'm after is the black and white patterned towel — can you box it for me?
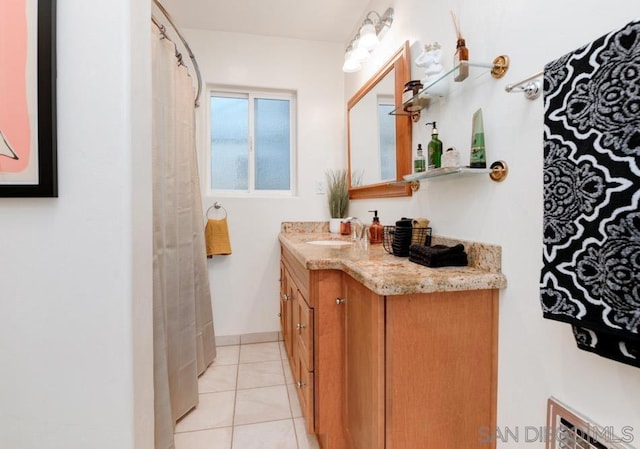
[541,19,640,368]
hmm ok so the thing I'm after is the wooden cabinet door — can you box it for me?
[313,270,348,449]
[385,290,498,449]
[343,275,385,449]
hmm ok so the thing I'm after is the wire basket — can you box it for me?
[383,226,432,256]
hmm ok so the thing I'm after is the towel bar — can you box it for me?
[505,70,543,100]
[206,202,227,219]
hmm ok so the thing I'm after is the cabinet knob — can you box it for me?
[297,380,306,388]
[277,313,281,317]
[296,323,306,330]
[282,294,290,301]
[336,298,345,305]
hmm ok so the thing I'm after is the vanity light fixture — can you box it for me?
[342,45,362,72]
[351,40,370,62]
[342,7,394,73]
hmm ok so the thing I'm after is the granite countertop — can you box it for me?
[279,221,507,296]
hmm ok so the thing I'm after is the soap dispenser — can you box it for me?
[426,122,443,168]
[368,210,384,244]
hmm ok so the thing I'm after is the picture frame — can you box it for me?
[0,0,57,197]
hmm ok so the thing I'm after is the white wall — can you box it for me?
[345,0,640,446]
[184,30,345,336]
[0,1,153,448]
[2,2,634,446]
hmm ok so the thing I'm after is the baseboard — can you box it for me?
[216,331,283,346]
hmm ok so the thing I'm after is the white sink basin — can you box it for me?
[305,240,352,246]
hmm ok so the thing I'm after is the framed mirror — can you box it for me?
[347,41,412,199]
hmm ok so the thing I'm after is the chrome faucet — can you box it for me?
[342,217,367,241]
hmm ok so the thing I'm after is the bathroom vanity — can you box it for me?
[279,222,507,449]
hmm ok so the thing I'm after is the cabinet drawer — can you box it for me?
[295,348,315,434]
[282,246,310,304]
[295,293,314,371]
[280,265,295,361]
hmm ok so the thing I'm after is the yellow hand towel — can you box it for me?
[205,218,232,257]
[411,217,431,245]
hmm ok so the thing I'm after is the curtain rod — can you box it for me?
[152,0,203,107]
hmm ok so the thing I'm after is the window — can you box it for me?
[377,94,396,181]
[209,89,296,194]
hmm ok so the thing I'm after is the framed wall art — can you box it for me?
[0,0,57,197]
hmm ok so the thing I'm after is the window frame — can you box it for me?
[206,86,297,197]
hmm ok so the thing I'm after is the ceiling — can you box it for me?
[157,0,371,44]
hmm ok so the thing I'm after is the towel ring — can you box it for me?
[206,202,227,219]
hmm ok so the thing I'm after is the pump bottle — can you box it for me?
[368,210,384,244]
[426,122,443,169]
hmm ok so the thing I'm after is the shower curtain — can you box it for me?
[152,25,216,449]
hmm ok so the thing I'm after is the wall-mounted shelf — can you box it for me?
[390,55,510,121]
[394,160,508,191]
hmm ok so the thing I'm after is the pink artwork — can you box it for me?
[0,0,32,172]
[0,0,57,197]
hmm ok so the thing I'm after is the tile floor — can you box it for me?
[174,340,320,449]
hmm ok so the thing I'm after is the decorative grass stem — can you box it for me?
[325,169,349,219]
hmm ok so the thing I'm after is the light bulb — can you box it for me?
[352,39,370,62]
[358,20,378,50]
[342,50,361,73]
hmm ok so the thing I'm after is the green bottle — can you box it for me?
[427,122,443,169]
[470,108,486,168]
[414,144,426,173]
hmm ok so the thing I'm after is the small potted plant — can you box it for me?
[325,169,349,233]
